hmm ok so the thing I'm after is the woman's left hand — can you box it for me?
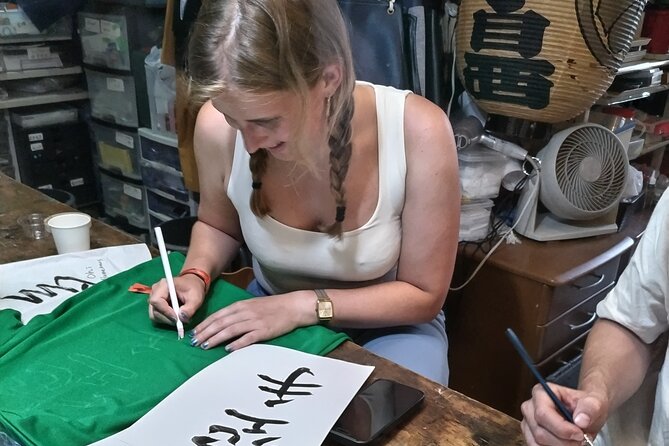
[189,292,314,351]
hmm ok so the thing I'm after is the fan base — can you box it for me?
[516,212,619,242]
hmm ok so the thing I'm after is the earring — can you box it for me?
[325,96,332,120]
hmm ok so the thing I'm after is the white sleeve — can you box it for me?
[596,189,669,344]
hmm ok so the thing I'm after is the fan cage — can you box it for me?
[554,126,628,213]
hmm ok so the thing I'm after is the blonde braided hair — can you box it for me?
[321,96,354,237]
[187,0,356,237]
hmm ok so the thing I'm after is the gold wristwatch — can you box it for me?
[315,289,334,323]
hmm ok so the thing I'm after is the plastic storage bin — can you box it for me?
[458,146,508,200]
[11,118,96,205]
[27,150,91,182]
[0,7,72,38]
[141,159,189,202]
[85,68,139,127]
[11,105,78,128]
[78,5,165,70]
[35,174,97,207]
[90,121,141,179]
[13,121,89,166]
[78,12,131,70]
[99,171,148,229]
[146,188,192,220]
[145,47,176,134]
[138,127,181,170]
[148,211,168,226]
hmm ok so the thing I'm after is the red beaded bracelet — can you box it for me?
[179,268,212,293]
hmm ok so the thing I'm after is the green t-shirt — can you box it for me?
[0,253,348,446]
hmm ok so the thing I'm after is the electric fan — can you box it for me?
[513,124,629,241]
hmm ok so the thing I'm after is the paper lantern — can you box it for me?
[456,0,645,123]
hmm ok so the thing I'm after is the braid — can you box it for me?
[322,97,354,238]
[249,150,270,216]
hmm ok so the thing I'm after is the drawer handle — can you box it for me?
[569,312,597,330]
[572,274,605,291]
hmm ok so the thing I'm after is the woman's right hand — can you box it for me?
[148,274,207,326]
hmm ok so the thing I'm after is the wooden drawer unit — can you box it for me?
[446,232,635,419]
[539,331,590,380]
[535,284,611,359]
[546,258,620,321]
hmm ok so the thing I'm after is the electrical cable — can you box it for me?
[450,157,541,291]
[446,33,456,117]
[456,172,531,258]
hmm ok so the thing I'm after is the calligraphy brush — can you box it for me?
[505,328,594,446]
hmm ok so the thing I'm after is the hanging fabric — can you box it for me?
[338,0,446,107]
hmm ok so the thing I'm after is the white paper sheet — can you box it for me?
[90,344,375,446]
[0,243,151,323]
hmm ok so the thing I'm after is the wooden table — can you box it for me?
[0,173,524,445]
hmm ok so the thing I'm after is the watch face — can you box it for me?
[318,301,333,319]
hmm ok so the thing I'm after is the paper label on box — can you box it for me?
[27,47,52,60]
[84,17,101,34]
[123,184,142,200]
[30,142,43,152]
[100,20,121,39]
[70,178,85,187]
[28,133,43,142]
[115,131,134,149]
[99,142,133,174]
[106,77,125,92]
[156,97,169,115]
[20,56,62,70]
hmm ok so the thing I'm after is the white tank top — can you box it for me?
[227,83,410,294]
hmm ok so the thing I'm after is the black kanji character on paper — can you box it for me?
[191,409,288,445]
[1,276,94,303]
[257,367,322,407]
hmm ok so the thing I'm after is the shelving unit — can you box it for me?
[0,35,71,45]
[596,83,669,106]
[592,56,669,170]
[616,57,669,75]
[641,137,669,155]
[138,127,197,245]
[0,112,18,179]
[0,89,89,109]
[78,0,166,235]
[0,65,82,81]
[596,57,669,106]
[0,14,97,206]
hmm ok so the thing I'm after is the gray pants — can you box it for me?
[246,279,450,386]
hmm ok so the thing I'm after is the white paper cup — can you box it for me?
[45,212,92,254]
